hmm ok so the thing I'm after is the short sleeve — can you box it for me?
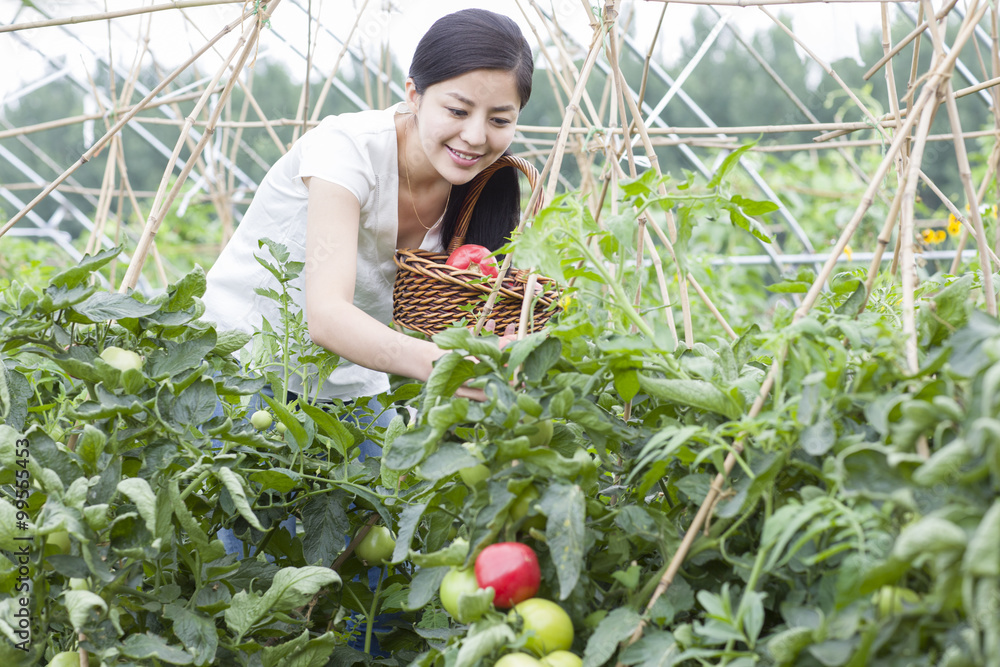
[297,118,374,208]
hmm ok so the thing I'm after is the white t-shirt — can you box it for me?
[202,104,443,400]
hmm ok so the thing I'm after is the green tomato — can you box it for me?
[47,530,71,554]
[510,485,539,521]
[100,346,143,372]
[67,577,90,591]
[439,567,482,622]
[459,463,491,487]
[873,585,921,617]
[355,525,395,565]
[511,598,574,656]
[517,419,554,447]
[540,651,583,667]
[250,410,273,431]
[495,654,544,667]
[275,421,288,434]
[48,652,81,667]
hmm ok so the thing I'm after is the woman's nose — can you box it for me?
[460,120,487,148]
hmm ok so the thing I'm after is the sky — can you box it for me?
[0,0,895,105]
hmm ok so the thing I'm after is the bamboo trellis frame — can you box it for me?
[3,0,1000,656]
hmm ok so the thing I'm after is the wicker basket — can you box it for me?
[392,154,558,337]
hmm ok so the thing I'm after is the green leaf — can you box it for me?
[262,630,338,667]
[433,327,502,362]
[225,566,341,639]
[301,493,350,567]
[216,467,265,531]
[425,352,476,399]
[835,280,867,317]
[63,590,107,632]
[250,468,302,494]
[892,516,967,562]
[146,331,217,380]
[163,265,207,311]
[739,590,765,646]
[707,143,755,189]
[730,194,779,216]
[49,246,121,288]
[170,379,217,425]
[583,607,643,667]
[456,621,516,667]
[800,418,836,456]
[167,482,210,550]
[120,633,195,664]
[405,566,449,610]
[542,483,586,600]
[299,403,354,458]
[392,502,428,564]
[419,443,482,482]
[522,336,562,383]
[70,291,160,322]
[637,374,741,419]
[614,367,640,403]
[213,329,252,356]
[163,604,218,666]
[263,395,310,452]
[382,428,435,471]
[963,500,1000,577]
[618,630,678,667]
[117,478,159,537]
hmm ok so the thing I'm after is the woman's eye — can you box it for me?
[448,108,467,117]
[492,118,512,126]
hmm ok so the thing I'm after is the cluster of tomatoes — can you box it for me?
[440,541,580,667]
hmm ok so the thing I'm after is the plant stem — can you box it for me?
[365,566,386,655]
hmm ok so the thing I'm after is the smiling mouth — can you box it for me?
[447,146,483,162]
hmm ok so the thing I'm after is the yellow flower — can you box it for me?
[934,230,947,244]
[947,215,962,236]
[922,228,935,244]
[844,245,853,261]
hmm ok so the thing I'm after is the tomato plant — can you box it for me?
[475,542,542,609]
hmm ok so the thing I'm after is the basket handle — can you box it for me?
[448,154,542,252]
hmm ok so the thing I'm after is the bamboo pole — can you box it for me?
[0,0,243,34]
[922,0,997,315]
[863,0,961,80]
[0,5,257,241]
[120,0,282,291]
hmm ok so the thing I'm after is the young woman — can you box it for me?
[202,8,534,403]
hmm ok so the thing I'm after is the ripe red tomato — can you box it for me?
[511,598,574,655]
[475,542,540,609]
[445,244,499,278]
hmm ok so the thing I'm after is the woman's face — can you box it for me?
[406,69,520,185]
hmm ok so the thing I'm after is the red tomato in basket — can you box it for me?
[446,244,499,278]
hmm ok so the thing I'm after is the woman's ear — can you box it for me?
[404,78,420,114]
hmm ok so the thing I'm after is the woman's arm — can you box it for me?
[303,177,485,397]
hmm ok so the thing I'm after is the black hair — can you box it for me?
[408,9,534,252]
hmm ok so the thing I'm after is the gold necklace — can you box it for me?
[402,122,450,230]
